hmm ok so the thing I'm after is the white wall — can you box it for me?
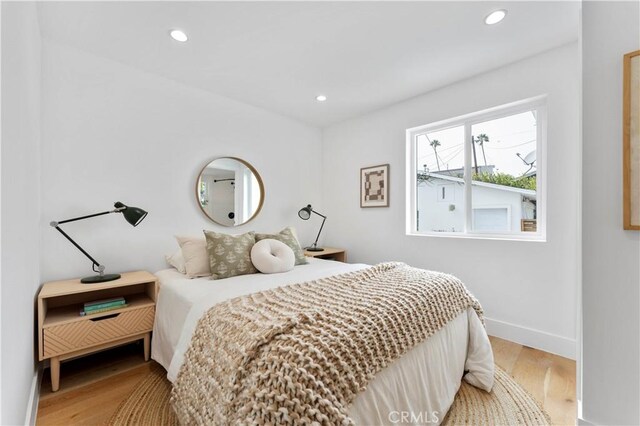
[39,41,323,282]
[1,2,42,424]
[322,42,580,358]
[581,2,640,424]
[418,181,465,232]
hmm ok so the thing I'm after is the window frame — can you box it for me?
[406,96,547,241]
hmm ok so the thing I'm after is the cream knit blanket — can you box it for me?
[171,262,483,425]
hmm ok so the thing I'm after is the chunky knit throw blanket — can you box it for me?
[171,262,483,425]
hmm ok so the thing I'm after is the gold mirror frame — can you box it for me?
[195,157,265,227]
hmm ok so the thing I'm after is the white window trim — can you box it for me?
[405,95,547,242]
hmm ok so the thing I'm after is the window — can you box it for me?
[407,97,546,240]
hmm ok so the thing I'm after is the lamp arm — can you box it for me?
[49,208,124,275]
[312,215,326,249]
[52,225,103,273]
[312,210,326,219]
[54,208,122,226]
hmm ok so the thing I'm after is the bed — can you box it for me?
[152,258,494,425]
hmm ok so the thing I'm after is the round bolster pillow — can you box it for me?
[251,239,295,274]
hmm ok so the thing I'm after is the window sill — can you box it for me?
[406,231,546,242]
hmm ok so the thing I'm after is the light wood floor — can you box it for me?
[489,336,576,425]
[36,336,576,425]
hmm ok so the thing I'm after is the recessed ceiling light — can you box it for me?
[485,9,507,25]
[316,95,327,102]
[169,29,188,42]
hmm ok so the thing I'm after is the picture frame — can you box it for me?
[360,164,389,208]
[623,50,640,230]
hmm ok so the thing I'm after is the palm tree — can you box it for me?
[430,139,441,171]
[474,133,490,166]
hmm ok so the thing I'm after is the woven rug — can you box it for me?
[108,363,550,426]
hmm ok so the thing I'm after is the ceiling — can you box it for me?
[37,1,579,127]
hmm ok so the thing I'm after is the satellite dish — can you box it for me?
[523,150,536,164]
[516,150,537,176]
[517,150,536,167]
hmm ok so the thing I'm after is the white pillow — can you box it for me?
[165,249,186,274]
[175,236,211,278]
[251,239,295,274]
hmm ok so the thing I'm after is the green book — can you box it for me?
[84,297,125,308]
[80,304,129,316]
[84,300,126,311]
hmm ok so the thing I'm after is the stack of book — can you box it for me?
[80,297,128,316]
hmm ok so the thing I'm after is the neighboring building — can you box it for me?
[426,165,495,178]
[417,172,536,233]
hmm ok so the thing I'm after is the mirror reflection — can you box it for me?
[196,157,264,226]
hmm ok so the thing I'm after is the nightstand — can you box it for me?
[37,271,157,392]
[304,247,347,262]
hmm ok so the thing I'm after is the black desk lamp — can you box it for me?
[50,201,148,284]
[298,204,326,252]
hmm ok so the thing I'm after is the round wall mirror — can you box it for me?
[196,157,264,227]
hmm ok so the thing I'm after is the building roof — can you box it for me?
[427,165,495,177]
[425,172,537,199]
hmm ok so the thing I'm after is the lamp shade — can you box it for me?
[298,205,312,220]
[115,202,148,227]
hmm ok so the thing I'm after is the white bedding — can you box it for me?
[152,258,494,425]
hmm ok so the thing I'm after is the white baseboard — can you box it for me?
[577,399,597,426]
[24,366,42,426]
[485,317,576,360]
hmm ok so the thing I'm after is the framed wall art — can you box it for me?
[623,50,640,230]
[361,164,389,208]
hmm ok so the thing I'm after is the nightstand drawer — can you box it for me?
[43,306,154,358]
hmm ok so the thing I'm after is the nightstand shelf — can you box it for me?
[304,247,347,262]
[37,271,157,392]
[43,293,155,327]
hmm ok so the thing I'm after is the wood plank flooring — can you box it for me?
[37,343,153,425]
[489,336,576,426]
[36,337,576,425]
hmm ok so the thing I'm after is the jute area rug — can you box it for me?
[108,364,550,425]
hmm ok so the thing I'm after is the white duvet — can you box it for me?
[152,258,494,425]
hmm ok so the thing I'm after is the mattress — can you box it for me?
[152,258,494,425]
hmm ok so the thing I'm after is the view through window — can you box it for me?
[410,98,544,239]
